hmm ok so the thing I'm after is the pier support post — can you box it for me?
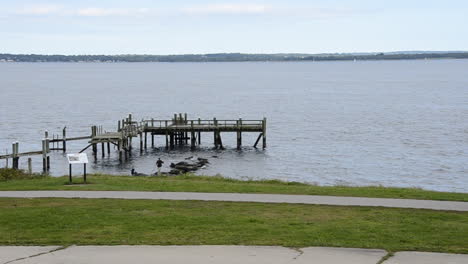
[62,127,67,152]
[237,118,242,150]
[139,133,143,153]
[198,118,201,145]
[107,142,110,155]
[27,158,32,175]
[12,142,19,169]
[144,132,147,149]
[41,139,49,172]
[262,117,267,149]
[118,140,122,162]
[101,143,105,157]
[91,126,97,156]
[165,121,169,149]
[190,120,196,150]
[170,133,175,149]
[213,118,218,148]
[128,137,132,156]
[184,113,188,145]
[46,139,50,169]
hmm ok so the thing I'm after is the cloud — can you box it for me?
[11,5,150,17]
[16,5,62,15]
[183,4,270,15]
[77,8,150,17]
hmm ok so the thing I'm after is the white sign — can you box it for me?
[67,153,89,164]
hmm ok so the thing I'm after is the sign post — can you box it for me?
[66,153,89,184]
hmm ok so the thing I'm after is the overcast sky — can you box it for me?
[1,0,467,55]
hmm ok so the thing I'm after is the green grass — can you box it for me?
[0,198,467,253]
[0,173,467,202]
[0,168,44,181]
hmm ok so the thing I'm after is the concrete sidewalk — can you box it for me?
[0,190,467,211]
[1,246,466,264]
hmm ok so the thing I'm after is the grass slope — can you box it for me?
[0,198,467,253]
[0,173,466,202]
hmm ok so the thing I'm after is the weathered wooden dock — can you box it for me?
[1,113,266,171]
[83,113,266,161]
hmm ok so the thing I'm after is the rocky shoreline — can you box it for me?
[131,157,210,176]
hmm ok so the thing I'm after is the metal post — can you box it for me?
[84,164,87,183]
[69,164,72,184]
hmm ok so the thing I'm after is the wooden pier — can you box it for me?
[1,113,266,171]
[81,113,266,162]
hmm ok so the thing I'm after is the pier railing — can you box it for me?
[141,119,264,130]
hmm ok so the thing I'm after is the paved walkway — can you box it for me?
[1,246,466,264]
[0,190,467,211]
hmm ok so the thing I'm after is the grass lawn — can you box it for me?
[0,198,467,253]
[0,172,467,202]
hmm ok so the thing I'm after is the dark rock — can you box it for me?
[169,169,181,175]
[175,164,198,172]
[170,163,176,168]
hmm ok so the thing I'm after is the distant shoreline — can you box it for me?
[1,52,468,63]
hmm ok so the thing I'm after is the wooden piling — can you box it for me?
[213,118,218,148]
[170,133,174,149]
[198,118,201,145]
[190,120,196,150]
[165,121,169,149]
[42,139,47,172]
[27,158,32,175]
[101,143,105,157]
[254,133,263,148]
[151,118,154,148]
[91,126,97,156]
[12,142,18,169]
[140,132,143,153]
[237,118,242,150]
[262,117,267,149]
[62,127,67,152]
[184,113,188,144]
[118,140,122,162]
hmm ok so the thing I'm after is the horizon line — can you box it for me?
[1,50,468,56]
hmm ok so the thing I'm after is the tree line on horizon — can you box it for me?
[1,52,468,62]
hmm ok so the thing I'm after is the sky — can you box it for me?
[0,0,467,55]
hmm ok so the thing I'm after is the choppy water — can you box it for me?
[0,60,467,192]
